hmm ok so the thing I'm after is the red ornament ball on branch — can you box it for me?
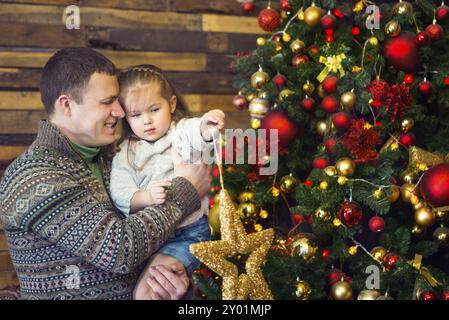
[242,1,255,13]
[258,7,281,32]
[332,112,351,131]
[399,133,416,147]
[261,111,300,148]
[369,216,385,233]
[383,252,400,271]
[321,96,339,113]
[419,291,439,301]
[418,80,434,96]
[426,23,444,41]
[302,97,315,111]
[313,157,329,169]
[337,201,363,226]
[383,31,421,73]
[321,14,337,30]
[324,138,338,153]
[436,5,449,21]
[415,31,430,46]
[280,0,292,12]
[233,94,248,110]
[404,74,414,84]
[292,55,309,68]
[322,75,339,94]
[444,76,449,86]
[420,163,449,208]
[273,74,287,87]
[351,26,361,36]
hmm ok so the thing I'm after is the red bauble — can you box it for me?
[309,45,320,55]
[273,74,287,86]
[261,111,299,148]
[233,94,248,110]
[404,73,414,84]
[321,14,337,30]
[332,8,345,19]
[420,163,449,208]
[399,133,416,147]
[418,80,434,96]
[419,291,439,301]
[292,55,309,68]
[337,201,363,226]
[302,97,315,111]
[426,23,444,41]
[242,1,255,13]
[383,252,400,271]
[258,7,281,32]
[437,5,449,21]
[303,180,314,187]
[325,34,334,43]
[369,216,385,233]
[313,157,329,169]
[280,0,292,12]
[332,112,351,131]
[383,31,421,72]
[441,291,449,300]
[324,138,337,153]
[415,31,430,46]
[321,96,339,113]
[352,26,361,36]
[292,213,305,225]
[328,268,350,285]
[445,76,449,86]
[322,75,339,94]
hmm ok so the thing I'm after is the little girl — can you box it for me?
[110,64,224,299]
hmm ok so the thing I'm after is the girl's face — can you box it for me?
[123,81,176,142]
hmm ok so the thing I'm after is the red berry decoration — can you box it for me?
[302,97,315,111]
[352,26,361,36]
[415,31,430,46]
[325,34,334,43]
[292,213,305,225]
[332,8,345,19]
[337,201,363,226]
[242,1,255,13]
[303,180,314,187]
[309,45,320,55]
[418,79,434,96]
[420,163,449,208]
[369,216,385,233]
[436,5,449,21]
[258,7,281,32]
[419,291,439,300]
[383,252,400,271]
[321,96,339,113]
[233,94,248,110]
[426,23,444,41]
[383,31,421,72]
[261,110,299,148]
[324,138,338,153]
[322,75,339,94]
[321,13,337,30]
[444,76,449,86]
[404,73,414,84]
[332,112,351,131]
[441,291,449,300]
[273,74,287,87]
[313,157,329,169]
[280,0,292,12]
[399,133,416,147]
[292,55,309,68]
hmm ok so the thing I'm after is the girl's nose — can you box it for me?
[143,112,153,125]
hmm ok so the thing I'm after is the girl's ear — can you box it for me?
[170,95,177,114]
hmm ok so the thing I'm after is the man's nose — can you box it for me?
[111,100,125,118]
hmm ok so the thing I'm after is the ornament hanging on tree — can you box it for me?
[418,78,434,96]
[420,163,449,208]
[340,90,356,110]
[369,216,385,232]
[313,157,329,169]
[419,291,439,300]
[273,74,287,87]
[433,225,449,247]
[280,0,292,12]
[280,174,297,193]
[335,158,356,176]
[383,252,400,271]
[321,96,339,113]
[290,39,305,53]
[304,3,324,27]
[321,12,337,31]
[385,20,401,37]
[404,73,414,84]
[351,25,361,36]
[233,94,248,110]
[322,75,339,94]
[415,31,430,46]
[393,0,413,15]
[400,118,414,132]
[258,6,281,32]
[302,81,315,95]
[242,1,255,13]
[292,54,309,68]
[371,246,387,262]
[399,133,416,147]
[437,3,449,21]
[383,31,421,72]
[261,111,300,148]
[293,279,312,300]
[324,137,338,153]
[400,183,419,203]
[426,21,444,41]
[302,97,315,111]
[332,112,352,131]
[249,98,269,119]
[357,290,381,300]
[251,68,270,89]
[290,233,319,262]
[337,201,363,226]
[331,279,353,300]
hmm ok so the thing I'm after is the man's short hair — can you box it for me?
[40,47,116,115]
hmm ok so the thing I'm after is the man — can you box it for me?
[0,48,211,300]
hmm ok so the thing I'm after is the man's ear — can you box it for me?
[54,94,72,117]
[170,95,177,114]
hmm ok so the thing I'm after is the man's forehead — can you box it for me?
[85,72,119,97]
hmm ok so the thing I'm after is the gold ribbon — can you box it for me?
[317,53,346,82]
[408,254,442,287]
[408,146,449,170]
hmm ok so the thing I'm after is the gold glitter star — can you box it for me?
[190,190,274,300]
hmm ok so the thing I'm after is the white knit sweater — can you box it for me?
[110,117,212,228]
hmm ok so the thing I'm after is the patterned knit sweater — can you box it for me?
[0,120,201,300]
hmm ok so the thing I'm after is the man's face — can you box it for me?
[69,72,125,147]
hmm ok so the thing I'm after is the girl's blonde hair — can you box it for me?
[117,64,189,170]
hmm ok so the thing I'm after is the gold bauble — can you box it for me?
[335,158,356,176]
[320,181,329,190]
[279,89,295,100]
[348,245,358,255]
[271,186,280,197]
[400,183,419,203]
[238,191,255,203]
[317,84,326,98]
[357,290,381,300]
[290,233,319,262]
[337,176,349,185]
[238,202,259,224]
[249,98,269,119]
[400,170,418,184]
[297,7,305,20]
[331,280,353,300]
[340,91,356,110]
[290,39,306,54]
[315,208,332,221]
[370,246,387,262]
[414,206,435,228]
[385,21,401,37]
[280,175,297,193]
[303,82,315,95]
[436,210,447,220]
[316,120,329,136]
[259,209,269,219]
[304,4,324,27]
[393,0,413,15]
[257,37,266,46]
[246,92,257,102]
[251,70,270,89]
[293,279,312,300]
[282,32,292,42]
[400,118,414,133]
[373,188,384,200]
[250,118,261,129]
[388,185,400,203]
[208,204,221,235]
[324,166,338,177]
[433,226,449,247]
[368,36,379,46]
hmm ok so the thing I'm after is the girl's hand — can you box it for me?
[148,180,172,205]
[200,109,225,142]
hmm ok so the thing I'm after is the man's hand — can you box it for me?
[200,109,225,142]
[146,262,190,300]
[172,150,212,198]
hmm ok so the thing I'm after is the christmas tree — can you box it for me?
[192,0,449,300]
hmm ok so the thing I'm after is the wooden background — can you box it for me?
[0,0,265,292]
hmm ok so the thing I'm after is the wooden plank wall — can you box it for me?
[0,0,265,291]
